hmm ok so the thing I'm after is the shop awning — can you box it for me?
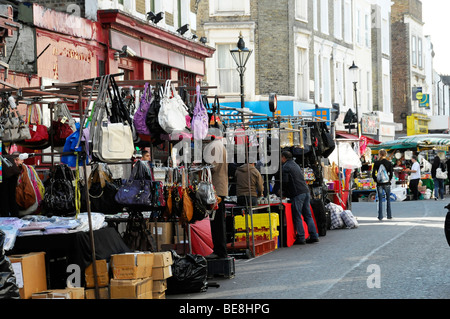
[372,135,450,151]
[335,132,381,145]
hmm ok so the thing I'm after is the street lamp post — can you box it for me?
[349,61,360,137]
[230,32,253,109]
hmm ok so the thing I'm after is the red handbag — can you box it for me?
[19,105,50,149]
[51,120,74,146]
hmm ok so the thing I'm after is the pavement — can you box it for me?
[166,196,450,300]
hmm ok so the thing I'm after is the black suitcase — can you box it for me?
[207,257,235,279]
[311,198,328,237]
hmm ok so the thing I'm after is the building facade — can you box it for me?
[196,0,396,141]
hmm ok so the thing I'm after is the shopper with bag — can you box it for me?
[432,155,447,200]
[204,138,228,259]
[372,149,394,220]
[281,151,319,245]
[405,155,421,200]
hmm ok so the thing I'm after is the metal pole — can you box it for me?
[354,82,360,138]
[78,83,99,300]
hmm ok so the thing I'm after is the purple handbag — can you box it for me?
[134,83,152,135]
[191,84,209,140]
[115,161,153,208]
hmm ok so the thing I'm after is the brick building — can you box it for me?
[391,0,430,135]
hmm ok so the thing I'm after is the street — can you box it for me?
[168,198,450,300]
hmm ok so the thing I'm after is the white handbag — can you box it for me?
[98,121,135,162]
[158,80,189,134]
[436,167,448,180]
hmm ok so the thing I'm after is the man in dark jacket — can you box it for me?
[281,151,319,244]
[372,149,394,220]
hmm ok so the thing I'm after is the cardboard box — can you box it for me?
[85,260,109,288]
[153,251,173,268]
[85,287,110,299]
[150,222,173,250]
[152,291,166,299]
[152,266,172,280]
[110,277,153,299]
[152,279,167,293]
[31,288,84,299]
[9,252,47,299]
[111,252,154,280]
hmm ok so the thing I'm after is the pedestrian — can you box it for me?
[281,151,319,245]
[405,155,421,200]
[235,162,264,207]
[205,138,229,259]
[394,159,407,187]
[431,155,446,200]
[372,149,394,220]
[141,150,150,161]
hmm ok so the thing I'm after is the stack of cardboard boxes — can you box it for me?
[110,252,154,299]
[8,250,174,299]
[85,259,110,299]
[151,251,173,299]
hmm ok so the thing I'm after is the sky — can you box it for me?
[422,0,450,75]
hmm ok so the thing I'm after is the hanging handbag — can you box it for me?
[20,104,49,149]
[16,165,37,211]
[87,163,120,214]
[209,95,225,135]
[115,160,153,208]
[158,80,190,134]
[192,84,209,140]
[181,167,193,223]
[43,164,76,217]
[2,109,21,143]
[50,103,76,147]
[145,83,166,145]
[196,167,217,206]
[134,82,152,135]
[171,168,184,218]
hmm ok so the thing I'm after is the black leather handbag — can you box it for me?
[43,164,76,216]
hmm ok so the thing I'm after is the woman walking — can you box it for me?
[431,156,446,200]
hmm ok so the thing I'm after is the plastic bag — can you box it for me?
[166,250,208,294]
[0,230,20,299]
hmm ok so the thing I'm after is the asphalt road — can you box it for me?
[167,197,450,300]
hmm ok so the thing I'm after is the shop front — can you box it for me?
[97,10,215,84]
[407,113,431,136]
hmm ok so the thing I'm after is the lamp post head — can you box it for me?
[349,61,359,84]
[230,32,253,75]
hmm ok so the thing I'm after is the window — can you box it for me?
[356,9,362,45]
[382,18,389,55]
[412,36,417,66]
[366,71,371,110]
[296,0,308,21]
[344,0,352,43]
[320,0,329,34]
[418,38,423,68]
[313,0,318,31]
[297,48,308,100]
[365,13,370,47]
[334,0,342,39]
[217,44,239,94]
[322,57,331,105]
[217,0,245,12]
[151,63,171,80]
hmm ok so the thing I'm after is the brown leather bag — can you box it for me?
[181,168,193,223]
[16,166,37,210]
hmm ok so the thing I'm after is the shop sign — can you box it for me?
[361,115,379,135]
[412,87,422,101]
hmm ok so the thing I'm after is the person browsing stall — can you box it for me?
[431,155,446,200]
[372,149,394,220]
[281,151,319,245]
[405,155,421,200]
[235,162,264,207]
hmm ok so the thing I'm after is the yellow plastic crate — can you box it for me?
[234,213,279,232]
